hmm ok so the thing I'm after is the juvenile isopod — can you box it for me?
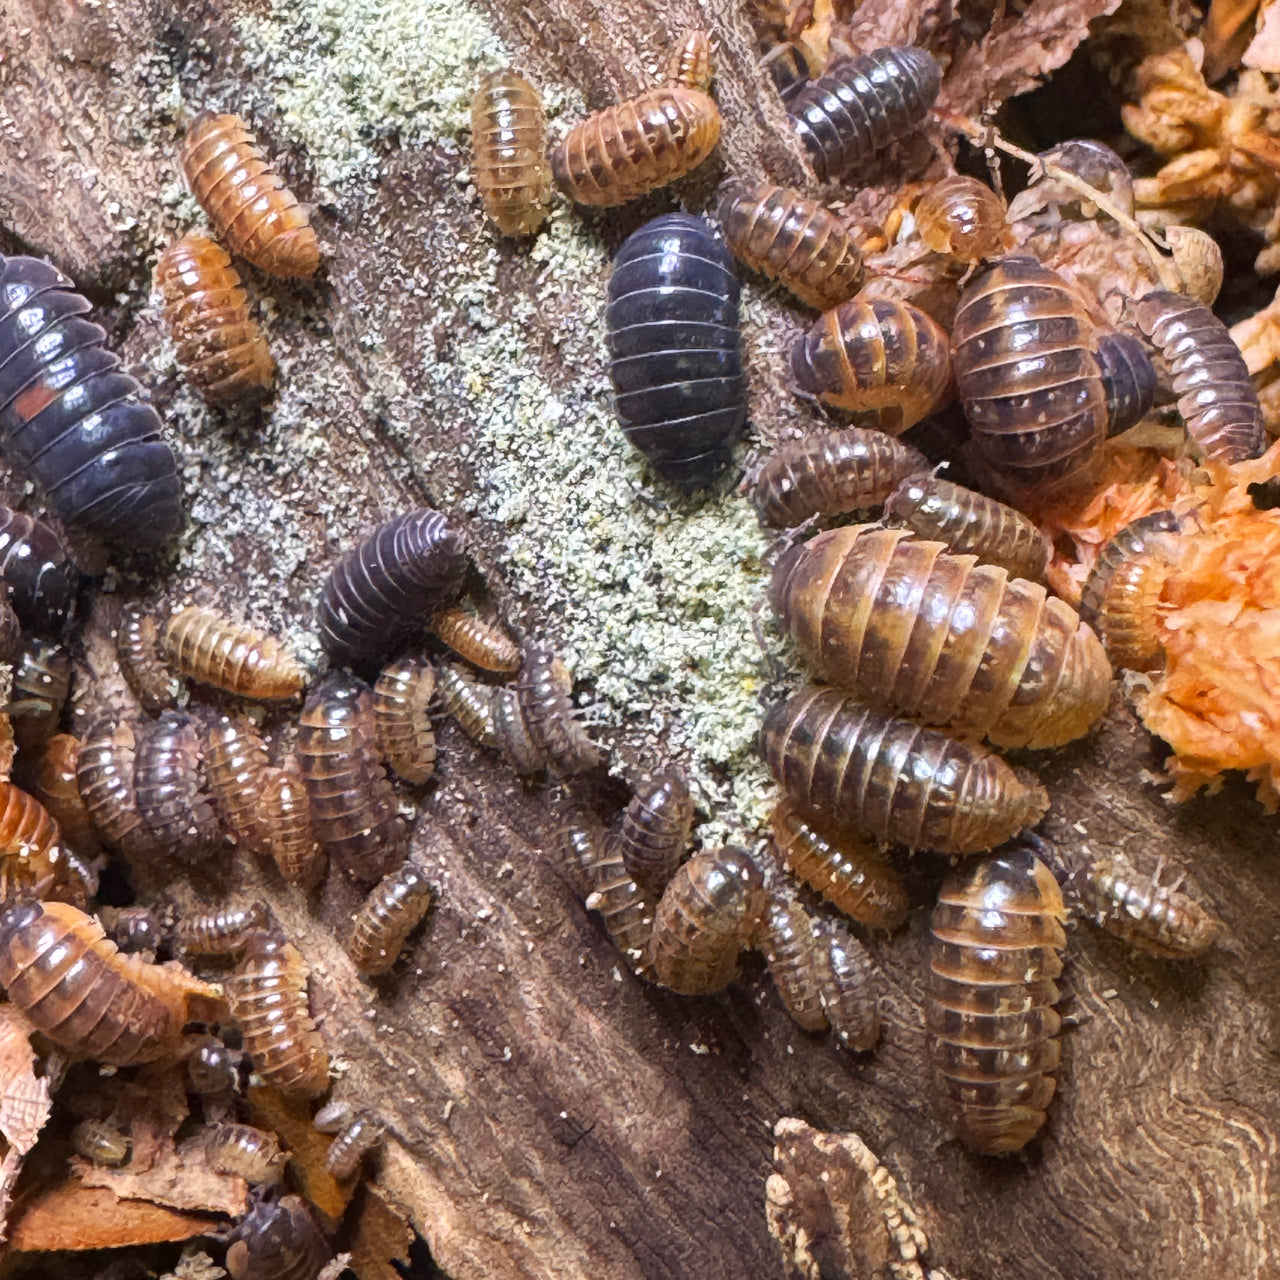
[431,607,520,674]
[913,176,1010,261]
[324,1114,384,1181]
[787,46,941,182]
[1097,331,1158,435]
[646,847,765,995]
[515,643,605,775]
[751,427,927,528]
[225,1187,333,1280]
[162,605,306,702]
[71,1119,132,1167]
[583,834,656,966]
[102,905,164,958]
[296,672,406,883]
[203,1123,289,1185]
[177,900,272,956]
[0,779,65,899]
[348,861,434,975]
[758,887,827,1032]
[716,179,865,310]
[492,685,545,775]
[259,766,326,890]
[204,715,273,854]
[0,255,183,548]
[75,720,159,863]
[187,1033,240,1095]
[769,801,907,931]
[666,28,714,89]
[761,686,1049,855]
[317,507,469,666]
[155,233,275,405]
[9,639,71,751]
[117,606,179,712]
[470,71,551,237]
[0,899,217,1064]
[883,473,1050,581]
[33,735,100,857]
[1164,224,1224,306]
[373,657,437,785]
[180,113,321,278]
[813,917,882,1051]
[771,525,1111,748]
[925,846,1067,1154]
[606,214,746,490]
[1134,290,1266,464]
[616,769,693,896]
[134,711,227,861]
[436,663,498,746]
[790,296,952,433]
[0,504,78,632]
[553,803,606,898]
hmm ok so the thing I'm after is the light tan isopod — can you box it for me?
[162,605,306,701]
[431,607,520,673]
[373,657,437,785]
[471,71,551,237]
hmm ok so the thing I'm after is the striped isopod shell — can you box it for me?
[913,176,1009,261]
[180,113,320,278]
[0,779,65,899]
[647,847,766,995]
[758,887,828,1032]
[0,899,217,1065]
[431,607,520,673]
[883,473,1050,581]
[951,256,1109,491]
[751,427,927,528]
[551,88,721,208]
[176,900,272,955]
[0,256,182,548]
[769,801,907,930]
[1097,331,1158,435]
[787,46,941,182]
[716,179,864,310]
[324,1114,384,1180]
[790,297,953,434]
[1079,511,1182,671]
[606,214,746,490]
[470,71,551,236]
[666,29,714,89]
[761,686,1050,854]
[553,803,605,898]
[117,606,178,712]
[617,769,693,896]
[134,711,227,861]
[71,1118,132,1167]
[772,526,1111,748]
[492,686,545,775]
[515,643,604,774]
[373,657,437,784]
[203,714,273,853]
[0,504,78,633]
[296,672,406,883]
[583,833,656,966]
[317,507,469,667]
[225,1189,333,1280]
[813,917,881,1051]
[223,927,330,1097]
[348,861,434,974]
[203,1123,289,1184]
[75,720,158,863]
[1134,290,1266,464]
[32,734,100,857]
[155,233,274,405]
[9,638,71,751]
[436,664,498,746]
[925,847,1067,1154]
[259,765,326,890]
[162,605,306,701]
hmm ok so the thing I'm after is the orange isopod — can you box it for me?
[0,779,66,899]
[665,28,714,90]
[348,860,434,975]
[373,657,437,785]
[913,176,1010,261]
[431,607,520,673]
[162,605,306,701]
[33,734,101,857]
[471,71,552,237]
[259,765,326,891]
[204,715,273,854]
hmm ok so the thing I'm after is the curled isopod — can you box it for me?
[471,70,551,236]
[225,1187,333,1280]
[134,711,227,862]
[10,639,71,751]
[348,861,434,975]
[259,765,326,890]
[373,657,437,784]
[432,607,520,673]
[0,504,78,632]
[515,644,604,774]
[616,769,693,896]
[758,887,827,1032]
[813,917,882,1051]
[436,664,498,746]
[162,605,306,701]
[118,606,178,712]
[1097,331,1159,436]
[176,900,272,956]
[71,1119,131,1167]
[204,1123,289,1185]
[1164,224,1224,306]
[913,176,1009,261]
[204,715,273,854]
[325,1114,384,1180]
[33,734,100,857]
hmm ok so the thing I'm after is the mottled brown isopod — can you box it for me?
[666,28,714,89]
[71,1118,131,1167]
[204,714,273,854]
[187,1033,240,1095]
[515,644,605,775]
[225,1187,333,1280]
[431,607,521,673]
[0,779,66,899]
[259,765,326,891]
[162,605,306,702]
[813,918,882,1051]
[348,861,434,975]
[117,606,179,713]
[204,1123,289,1185]
[471,70,551,237]
[373,657,437,784]
[134,711,227,861]
[758,887,827,1032]
[75,721,158,863]
[913,176,1010,261]
[32,734,100,858]
[436,663,498,747]
[553,804,606,899]
[9,638,71,751]
[324,1114,384,1181]
[617,769,693,896]
[102,905,164,958]
[583,834,656,967]
[176,900,273,956]
[493,685,549,775]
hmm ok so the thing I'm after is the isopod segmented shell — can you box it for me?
[203,714,273,854]
[75,720,159,863]
[348,861,434,975]
[118,606,178,712]
[9,638,71,751]
[225,1188,333,1280]
[259,765,326,891]
[553,803,606,898]
[1097,331,1158,435]
[324,1114,384,1181]
[436,663,498,747]
[813,917,881,1051]
[666,28,714,90]
[583,833,656,966]
[616,769,693,897]
[914,176,1009,261]
[162,605,306,701]
[71,1119,131,1167]
[373,657,437,785]
[0,504,78,633]
[134,711,227,862]
[0,779,66,900]
[431,607,520,674]
[204,1123,289,1185]
[176,900,272,956]
[515,643,605,775]
[187,1033,239,1095]
[471,71,551,237]
[102,905,163,957]
[758,887,828,1032]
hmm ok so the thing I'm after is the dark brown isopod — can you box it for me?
[553,804,606,898]
[0,504,78,632]
[761,686,1049,854]
[163,605,306,701]
[10,638,71,751]
[118,606,178,712]
[348,861,434,974]
[204,1123,288,1185]
[71,1119,131,1167]
[225,1187,334,1280]
[914,176,1009,261]
[176,900,272,956]
[187,1033,240,1095]
[583,834,656,966]
[813,917,882,1051]
[1097,330,1158,435]
[102,905,163,958]
[431,607,521,673]
[75,720,158,862]
[373,657,437,784]
[471,70,551,236]
[925,846,1066,1154]
[494,685,546,775]
[324,1114,384,1181]
[617,769,693,896]
[0,598,19,666]
[33,734,100,857]
[259,765,326,890]
[204,715,273,854]
[134,711,227,861]
[436,663,498,746]
[758,887,827,1032]
[515,643,604,775]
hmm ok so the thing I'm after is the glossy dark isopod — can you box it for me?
[317,507,469,666]
[0,504,78,632]
[324,1114,384,1180]
[177,900,272,956]
[1097,331,1157,435]
[515,643,604,774]
[471,71,552,236]
[33,734,100,857]
[75,720,158,862]
[758,887,827,1032]
[225,1187,334,1280]
[760,686,1049,854]
[187,1033,239,1095]
[617,769,693,896]
[0,255,182,547]
[1134,290,1267,464]
[348,861,434,974]
[163,605,306,701]
[103,906,163,957]
[71,1119,131,1167]
[204,1123,289,1184]
[813,917,882,1051]
[605,214,746,491]
[9,638,71,751]
[583,834,656,966]
[373,657,437,784]
[118,606,178,712]
[925,847,1066,1154]
[134,711,227,861]
[787,46,941,182]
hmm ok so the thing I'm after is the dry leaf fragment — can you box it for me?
[0,1005,52,1158]
[1243,0,1280,68]
[1203,0,1263,79]
[74,1132,249,1218]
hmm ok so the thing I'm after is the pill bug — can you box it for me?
[103,906,163,957]
[204,715,273,854]
[296,672,406,883]
[259,765,326,891]
[751,427,928,529]
[9,639,72,751]
[318,507,469,667]
[436,663,498,746]
[553,803,606,898]
[177,900,272,956]
[647,847,765,995]
[583,834,657,966]
[515,643,605,774]
[1097,331,1158,435]
[373,657,437,785]
[71,1118,131,1167]
[813,917,882,1051]
[913,176,1009,261]
[769,801,907,931]
[431,606,520,674]
[790,296,953,434]
[1134,290,1266,464]
[772,525,1111,749]
[118,606,179,712]
[32,734,100,857]
[883,473,1051,581]
[951,256,1110,491]
[324,1114,384,1181]
[0,255,183,548]
[787,46,941,182]
[605,214,747,490]
[758,887,828,1032]
[925,846,1066,1154]
[134,711,227,862]
[75,720,159,863]
[162,605,306,702]
[0,899,217,1064]
[223,926,330,1098]
[0,779,66,899]
[180,113,321,278]
[154,232,275,405]
[348,861,434,975]
[716,179,865,310]
[617,769,693,896]
[470,70,552,237]
[187,1033,240,1095]
[1077,851,1223,958]
[204,1123,289,1185]
[0,504,78,632]
[225,1187,334,1280]
[1078,511,1182,671]
[761,686,1050,854]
